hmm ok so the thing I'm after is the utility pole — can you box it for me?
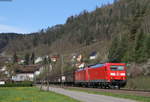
[61,55,64,87]
[47,56,52,91]
[46,64,50,91]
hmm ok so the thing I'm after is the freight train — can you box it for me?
[48,63,127,89]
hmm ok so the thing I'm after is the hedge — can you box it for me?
[0,81,33,87]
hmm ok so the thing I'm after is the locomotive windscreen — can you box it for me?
[110,66,124,71]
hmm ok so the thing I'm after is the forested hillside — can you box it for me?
[0,0,150,64]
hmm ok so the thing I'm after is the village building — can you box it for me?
[89,52,99,60]
[35,57,43,64]
[12,65,42,82]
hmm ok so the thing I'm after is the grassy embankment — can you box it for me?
[126,76,150,90]
[0,87,80,102]
[68,88,150,102]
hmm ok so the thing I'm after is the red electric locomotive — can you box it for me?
[75,63,127,88]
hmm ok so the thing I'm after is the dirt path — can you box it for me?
[41,86,137,102]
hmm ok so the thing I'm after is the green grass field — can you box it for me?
[68,88,150,102]
[0,87,80,102]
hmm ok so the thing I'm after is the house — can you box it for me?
[12,65,41,81]
[0,66,6,72]
[51,55,59,62]
[0,80,5,85]
[18,59,25,64]
[35,57,43,64]
[89,51,99,60]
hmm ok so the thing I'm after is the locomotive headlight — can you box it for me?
[120,73,125,76]
[110,73,116,76]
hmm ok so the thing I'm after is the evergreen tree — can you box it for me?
[143,34,150,59]
[43,57,48,65]
[32,37,38,47]
[134,29,146,62]
[47,56,51,64]
[24,53,30,65]
[13,52,18,63]
[108,37,120,62]
[31,52,35,64]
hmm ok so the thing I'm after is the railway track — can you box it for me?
[62,86,150,97]
[119,88,150,92]
[38,84,150,97]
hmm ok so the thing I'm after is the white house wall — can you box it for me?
[0,81,5,85]
[12,73,34,81]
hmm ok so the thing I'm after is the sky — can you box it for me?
[0,0,114,34]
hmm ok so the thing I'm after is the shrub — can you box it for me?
[0,81,33,87]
